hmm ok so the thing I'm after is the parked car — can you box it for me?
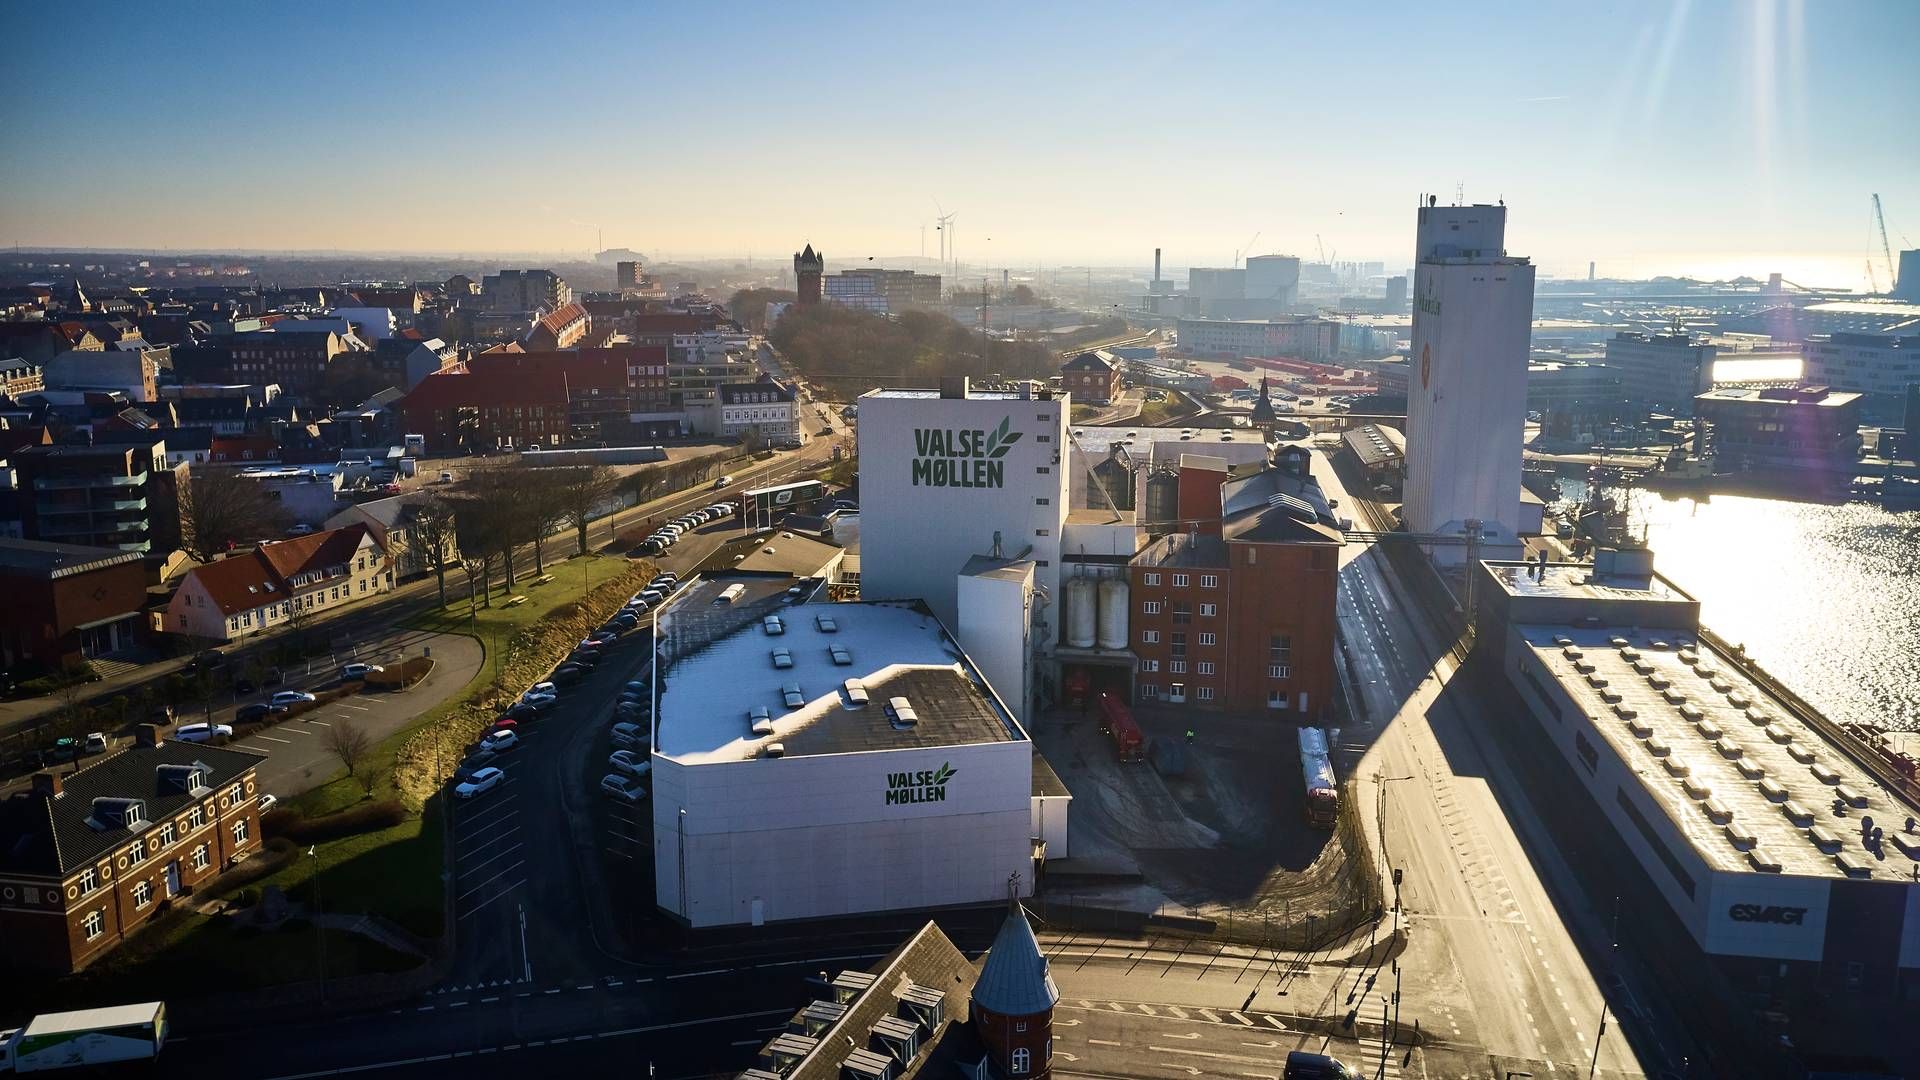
[600,774,646,803]
[340,662,385,681]
[608,749,651,778]
[481,729,519,753]
[175,723,234,744]
[454,766,505,799]
[257,793,279,813]
[83,732,108,755]
[236,703,272,723]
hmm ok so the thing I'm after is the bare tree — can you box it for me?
[411,495,460,608]
[176,469,290,561]
[550,464,621,555]
[325,721,372,778]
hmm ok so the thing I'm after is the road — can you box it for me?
[1309,441,1687,1077]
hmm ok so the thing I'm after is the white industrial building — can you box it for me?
[650,577,1063,929]
[1404,200,1535,559]
[856,379,1069,634]
[1477,550,1920,999]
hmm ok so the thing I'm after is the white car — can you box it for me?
[340,662,385,680]
[481,729,519,753]
[455,766,505,798]
[608,749,651,778]
[270,690,317,709]
[175,723,234,744]
[600,774,645,803]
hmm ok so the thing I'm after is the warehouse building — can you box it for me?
[1476,549,1920,999]
[650,578,1060,929]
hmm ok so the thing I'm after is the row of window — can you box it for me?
[1141,573,1219,588]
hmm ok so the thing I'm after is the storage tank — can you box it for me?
[1065,576,1097,649]
[1096,577,1129,650]
[1143,468,1179,534]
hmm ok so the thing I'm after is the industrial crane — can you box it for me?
[1872,194,1896,294]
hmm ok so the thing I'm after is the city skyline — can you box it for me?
[2,1,1915,287]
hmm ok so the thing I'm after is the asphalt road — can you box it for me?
[1311,443,1679,1078]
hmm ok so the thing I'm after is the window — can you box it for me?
[156,822,175,848]
[1140,629,1160,644]
[1171,632,1187,657]
[1197,686,1216,702]
[1141,600,1161,615]
[1169,660,1187,674]
[1198,632,1216,646]
[1197,661,1215,675]
[78,868,98,895]
[83,909,105,940]
[1171,574,1188,588]
[1143,573,1161,586]
[1141,659,1159,672]
[1200,575,1218,589]
[1268,664,1291,679]
[1269,635,1292,663]
[1012,1048,1030,1074]
[233,819,250,844]
[1199,603,1217,617]
[132,879,152,908]
[128,840,146,866]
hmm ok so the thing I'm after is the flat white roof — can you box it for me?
[1521,625,1919,881]
[656,601,1019,764]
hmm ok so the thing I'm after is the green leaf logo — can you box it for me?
[987,416,1022,459]
[933,762,956,786]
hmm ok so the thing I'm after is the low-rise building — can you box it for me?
[1060,351,1121,405]
[0,731,266,972]
[0,537,148,667]
[163,523,390,642]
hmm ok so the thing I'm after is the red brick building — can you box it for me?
[0,538,149,668]
[397,366,569,454]
[1060,351,1121,405]
[0,730,265,972]
[1126,455,1341,718]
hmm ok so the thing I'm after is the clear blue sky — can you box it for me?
[3,0,1916,284]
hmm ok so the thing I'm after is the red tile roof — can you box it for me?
[398,366,568,412]
[186,523,381,616]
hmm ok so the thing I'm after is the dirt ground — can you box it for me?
[1034,703,1362,926]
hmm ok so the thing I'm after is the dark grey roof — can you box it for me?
[972,901,1059,1017]
[0,537,144,578]
[776,921,976,1080]
[0,740,265,876]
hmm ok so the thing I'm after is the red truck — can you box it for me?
[1298,726,1339,828]
[1096,691,1146,762]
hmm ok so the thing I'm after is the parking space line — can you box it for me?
[456,860,526,902]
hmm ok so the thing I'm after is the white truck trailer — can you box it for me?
[0,1002,167,1073]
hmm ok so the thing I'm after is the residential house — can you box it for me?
[0,732,266,972]
[163,523,391,642]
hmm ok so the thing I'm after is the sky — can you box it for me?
[2,0,1917,285]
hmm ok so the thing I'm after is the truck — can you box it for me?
[1096,691,1146,762]
[1299,727,1339,828]
[1,1002,168,1072]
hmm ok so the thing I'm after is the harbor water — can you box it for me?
[1559,481,1920,733]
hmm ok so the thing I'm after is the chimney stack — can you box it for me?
[136,723,165,749]
[31,772,63,800]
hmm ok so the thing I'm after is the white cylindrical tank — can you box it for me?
[1065,577,1097,649]
[1096,577,1129,651]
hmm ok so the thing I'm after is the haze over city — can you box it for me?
[4,1,1917,284]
